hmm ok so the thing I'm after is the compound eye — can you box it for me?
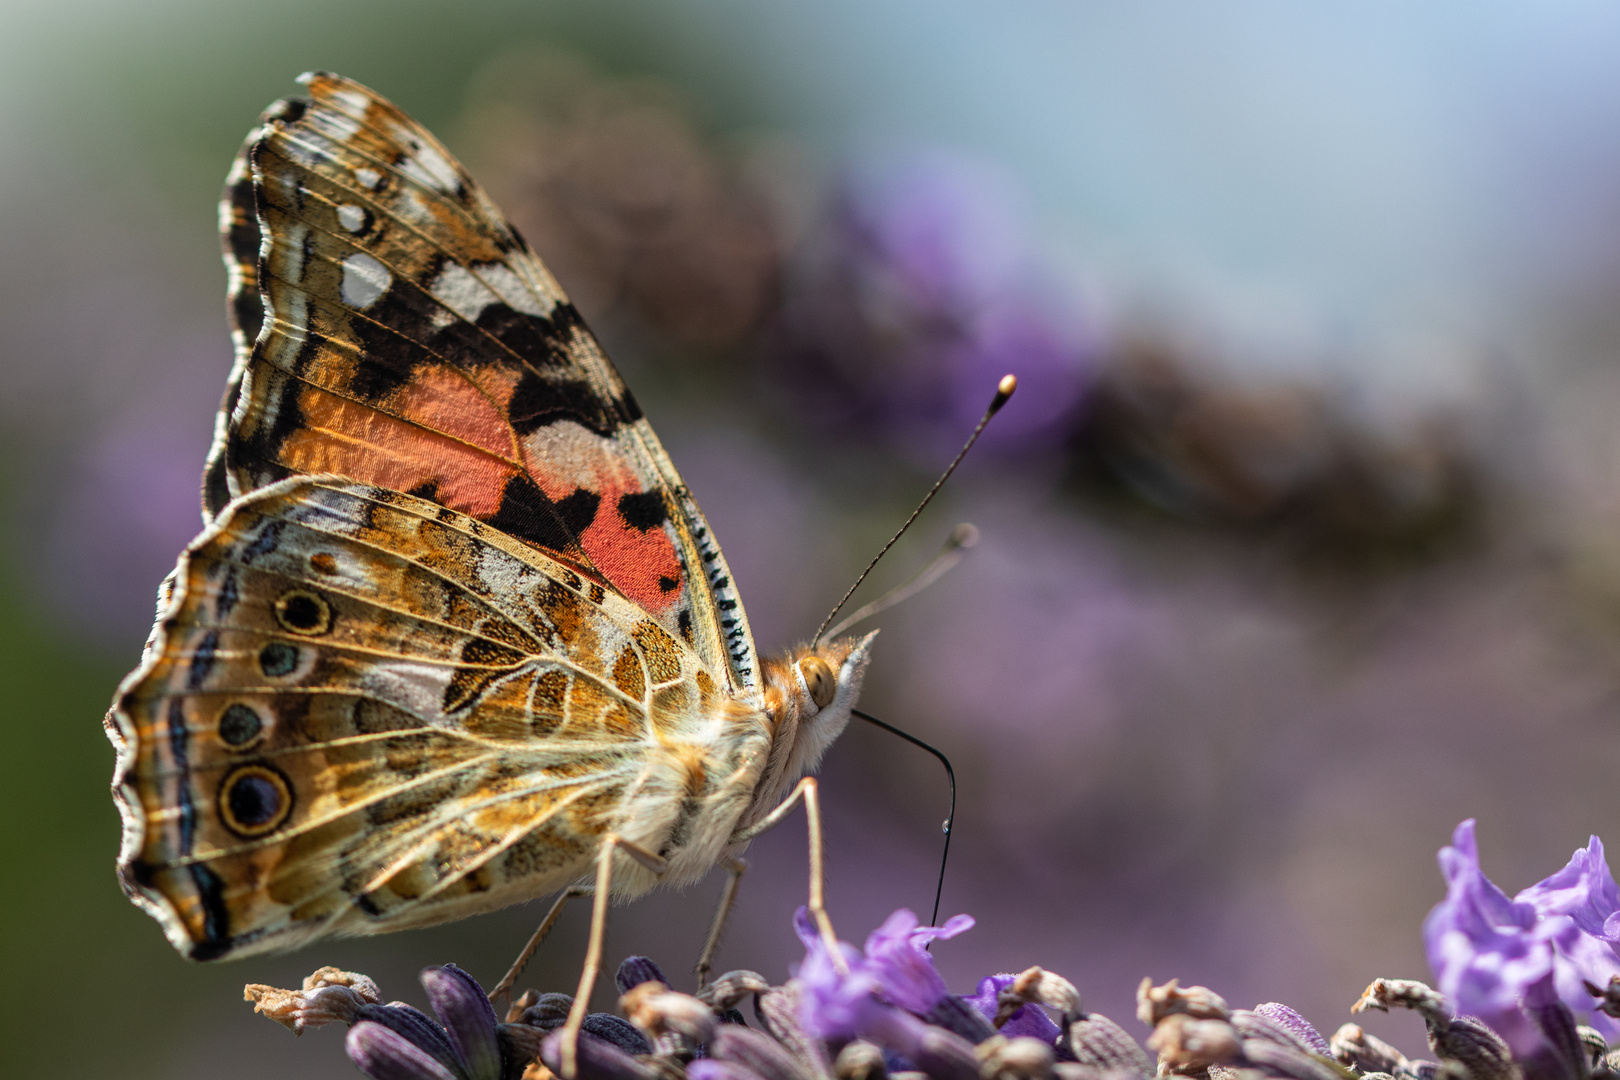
[799,656,836,709]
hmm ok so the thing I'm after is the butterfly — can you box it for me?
[105,71,876,967]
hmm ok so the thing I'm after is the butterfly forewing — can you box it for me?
[207,71,759,697]
[110,476,729,959]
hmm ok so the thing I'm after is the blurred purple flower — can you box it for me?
[1424,820,1620,1052]
[770,153,1097,459]
[964,975,1063,1045]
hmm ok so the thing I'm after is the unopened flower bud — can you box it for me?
[540,1028,660,1080]
[1424,1015,1513,1080]
[1245,1005,1331,1058]
[1067,1014,1153,1080]
[1137,979,1231,1027]
[759,984,833,1080]
[616,957,671,994]
[911,1023,986,1080]
[1240,1039,1348,1080]
[710,1024,819,1080]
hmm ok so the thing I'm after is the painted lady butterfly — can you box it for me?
[105,72,876,970]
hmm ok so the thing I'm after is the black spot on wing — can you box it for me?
[216,569,240,618]
[188,631,220,690]
[186,863,232,960]
[485,473,586,557]
[269,96,308,126]
[554,489,601,536]
[239,520,284,564]
[507,370,640,439]
[343,274,445,401]
[470,301,566,367]
[203,454,233,519]
[617,491,667,532]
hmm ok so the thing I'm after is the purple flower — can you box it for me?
[861,908,975,1014]
[792,906,976,1043]
[963,975,1063,1045]
[1424,820,1620,1052]
[792,907,886,1039]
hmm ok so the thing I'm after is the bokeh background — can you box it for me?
[9,2,1620,1075]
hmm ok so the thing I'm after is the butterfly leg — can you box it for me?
[559,834,669,1079]
[694,855,749,990]
[727,776,845,971]
[487,884,593,1006]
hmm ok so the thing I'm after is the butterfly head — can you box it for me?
[762,630,878,776]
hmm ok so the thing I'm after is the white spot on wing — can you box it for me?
[340,252,391,309]
[427,260,553,326]
[312,108,362,144]
[336,204,367,233]
[392,125,461,193]
[429,263,493,323]
[354,167,381,190]
[327,87,373,120]
[481,263,550,317]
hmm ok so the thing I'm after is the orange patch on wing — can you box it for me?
[282,368,520,517]
[521,422,684,614]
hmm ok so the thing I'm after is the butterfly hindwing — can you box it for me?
[208,71,759,697]
[109,475,721,959]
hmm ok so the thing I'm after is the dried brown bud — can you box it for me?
[1330,1024,1408,1075]
[1149,1014,1243,1074]
[243,966,380,1034]
[995,968,1082,1028]
[1351,981,1449,1028]
[619,982,717,1045]
[700,970,775,1012]
[1138,979,1232,1027]
[835,1040,888,1080]
[978,1035,1058,1080]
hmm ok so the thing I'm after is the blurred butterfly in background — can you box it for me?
[105,72,880,963]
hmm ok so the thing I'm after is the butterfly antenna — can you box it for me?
[824,523,979,640]
[851,708,955,927]
[812,374,1017,647]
